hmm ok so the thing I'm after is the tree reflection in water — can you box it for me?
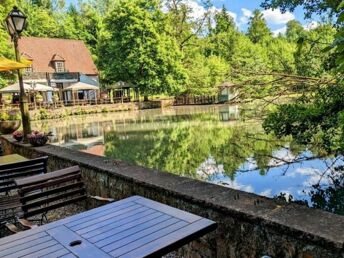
[32,106,343,215]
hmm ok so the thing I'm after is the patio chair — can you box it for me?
[0,156,48,234]
[12,165,113,231]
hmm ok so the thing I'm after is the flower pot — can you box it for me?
[13,135,23,142]
[0,120,21,134]
[28,135,48,147]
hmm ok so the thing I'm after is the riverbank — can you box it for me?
[29,100,174,121]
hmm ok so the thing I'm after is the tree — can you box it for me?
[247,9,272,44]
[0,0,16,88]
[294,24,336,76]
[267,37,296,73]
[183,54,229,95]
[212,5,236,35]
[285,20,305,42]
[98,0,186,98]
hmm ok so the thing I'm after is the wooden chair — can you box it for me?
[0,156,48,196]
[14,166,113,230]
[0,156,48,234]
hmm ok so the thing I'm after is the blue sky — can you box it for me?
[66,0,317,35]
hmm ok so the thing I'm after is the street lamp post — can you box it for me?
[5,6,31,142]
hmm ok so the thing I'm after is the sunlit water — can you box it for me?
[32,105,343,215]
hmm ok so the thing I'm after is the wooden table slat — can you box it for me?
[60,253,77,258]
[47,226,111,258]
[79,208,155,238]
[0,235,52,257]
[0,196,217,258]
[134,197,201,223]
[2,239,57,258]
[90,213,171,245]
[84,210,164,241]
[120,218,217,258]
[0,231,47,250]
[21,244,66,258]
[66,202,137,228]
[42,248,73,258]
[108,221,188,257]
[71,204,142,232]
[101,218,183,251]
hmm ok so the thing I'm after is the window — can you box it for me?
[55,61,65,72]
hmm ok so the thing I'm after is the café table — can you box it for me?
[0,195,217,258]
[0,154,28,165]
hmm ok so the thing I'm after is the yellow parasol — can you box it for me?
[0,57,32,72]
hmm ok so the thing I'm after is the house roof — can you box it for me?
[18,37,98,75]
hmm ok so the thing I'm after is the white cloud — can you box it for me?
[304,21,319,30]
[260,188,272,197]
[262,8,294,25]
[272,26,287,36]
[239,8,252,25]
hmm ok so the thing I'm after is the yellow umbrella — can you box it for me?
[0,57,32,72]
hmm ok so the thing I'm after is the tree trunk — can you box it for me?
[144,95,149,102]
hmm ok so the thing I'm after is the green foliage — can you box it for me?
[285,20,305,42]
[98,0,186,97]
[212,5,236,35]
[247,9,272,44]
[184,54,229,95]
[263,83,344,153]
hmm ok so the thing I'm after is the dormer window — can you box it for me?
[51,54,65,73]
[55,61,65,72]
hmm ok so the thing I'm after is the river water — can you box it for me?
[32,105,343,215]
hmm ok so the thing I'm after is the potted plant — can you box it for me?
[12,130,23,142]
[0,109,21,134]
[27,131,52,147]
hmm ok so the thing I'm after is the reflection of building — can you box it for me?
[18,37,99,102]
[219,105,239,121]
[218,82,238,103]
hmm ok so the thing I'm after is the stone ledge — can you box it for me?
[1,135,343,256]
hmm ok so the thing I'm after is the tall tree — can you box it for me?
[98,0,187,99]
[212,5,236,35]
[247,9,272,44]
[285,20,305,42]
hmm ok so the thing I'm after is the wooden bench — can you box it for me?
[0,156,48,233]
[15,166,112,224]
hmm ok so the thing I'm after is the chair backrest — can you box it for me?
[15,166,86,219]
[0,156,48,194]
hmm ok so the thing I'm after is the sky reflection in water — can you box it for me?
[32,105,343,213]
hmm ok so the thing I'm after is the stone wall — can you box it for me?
[1,135,343,258]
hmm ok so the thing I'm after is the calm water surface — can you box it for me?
[32,105,343,214]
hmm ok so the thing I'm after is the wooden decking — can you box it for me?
[0,196,216,258]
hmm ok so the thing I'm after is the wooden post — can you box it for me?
[72,90,75,106]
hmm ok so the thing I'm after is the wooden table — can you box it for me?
[0,154,28,165]
[0,196,216,258]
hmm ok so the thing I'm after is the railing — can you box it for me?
[23,72,80,82]
[174,95,217,105]
[23,72,47,81]
[48,72,79,82]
